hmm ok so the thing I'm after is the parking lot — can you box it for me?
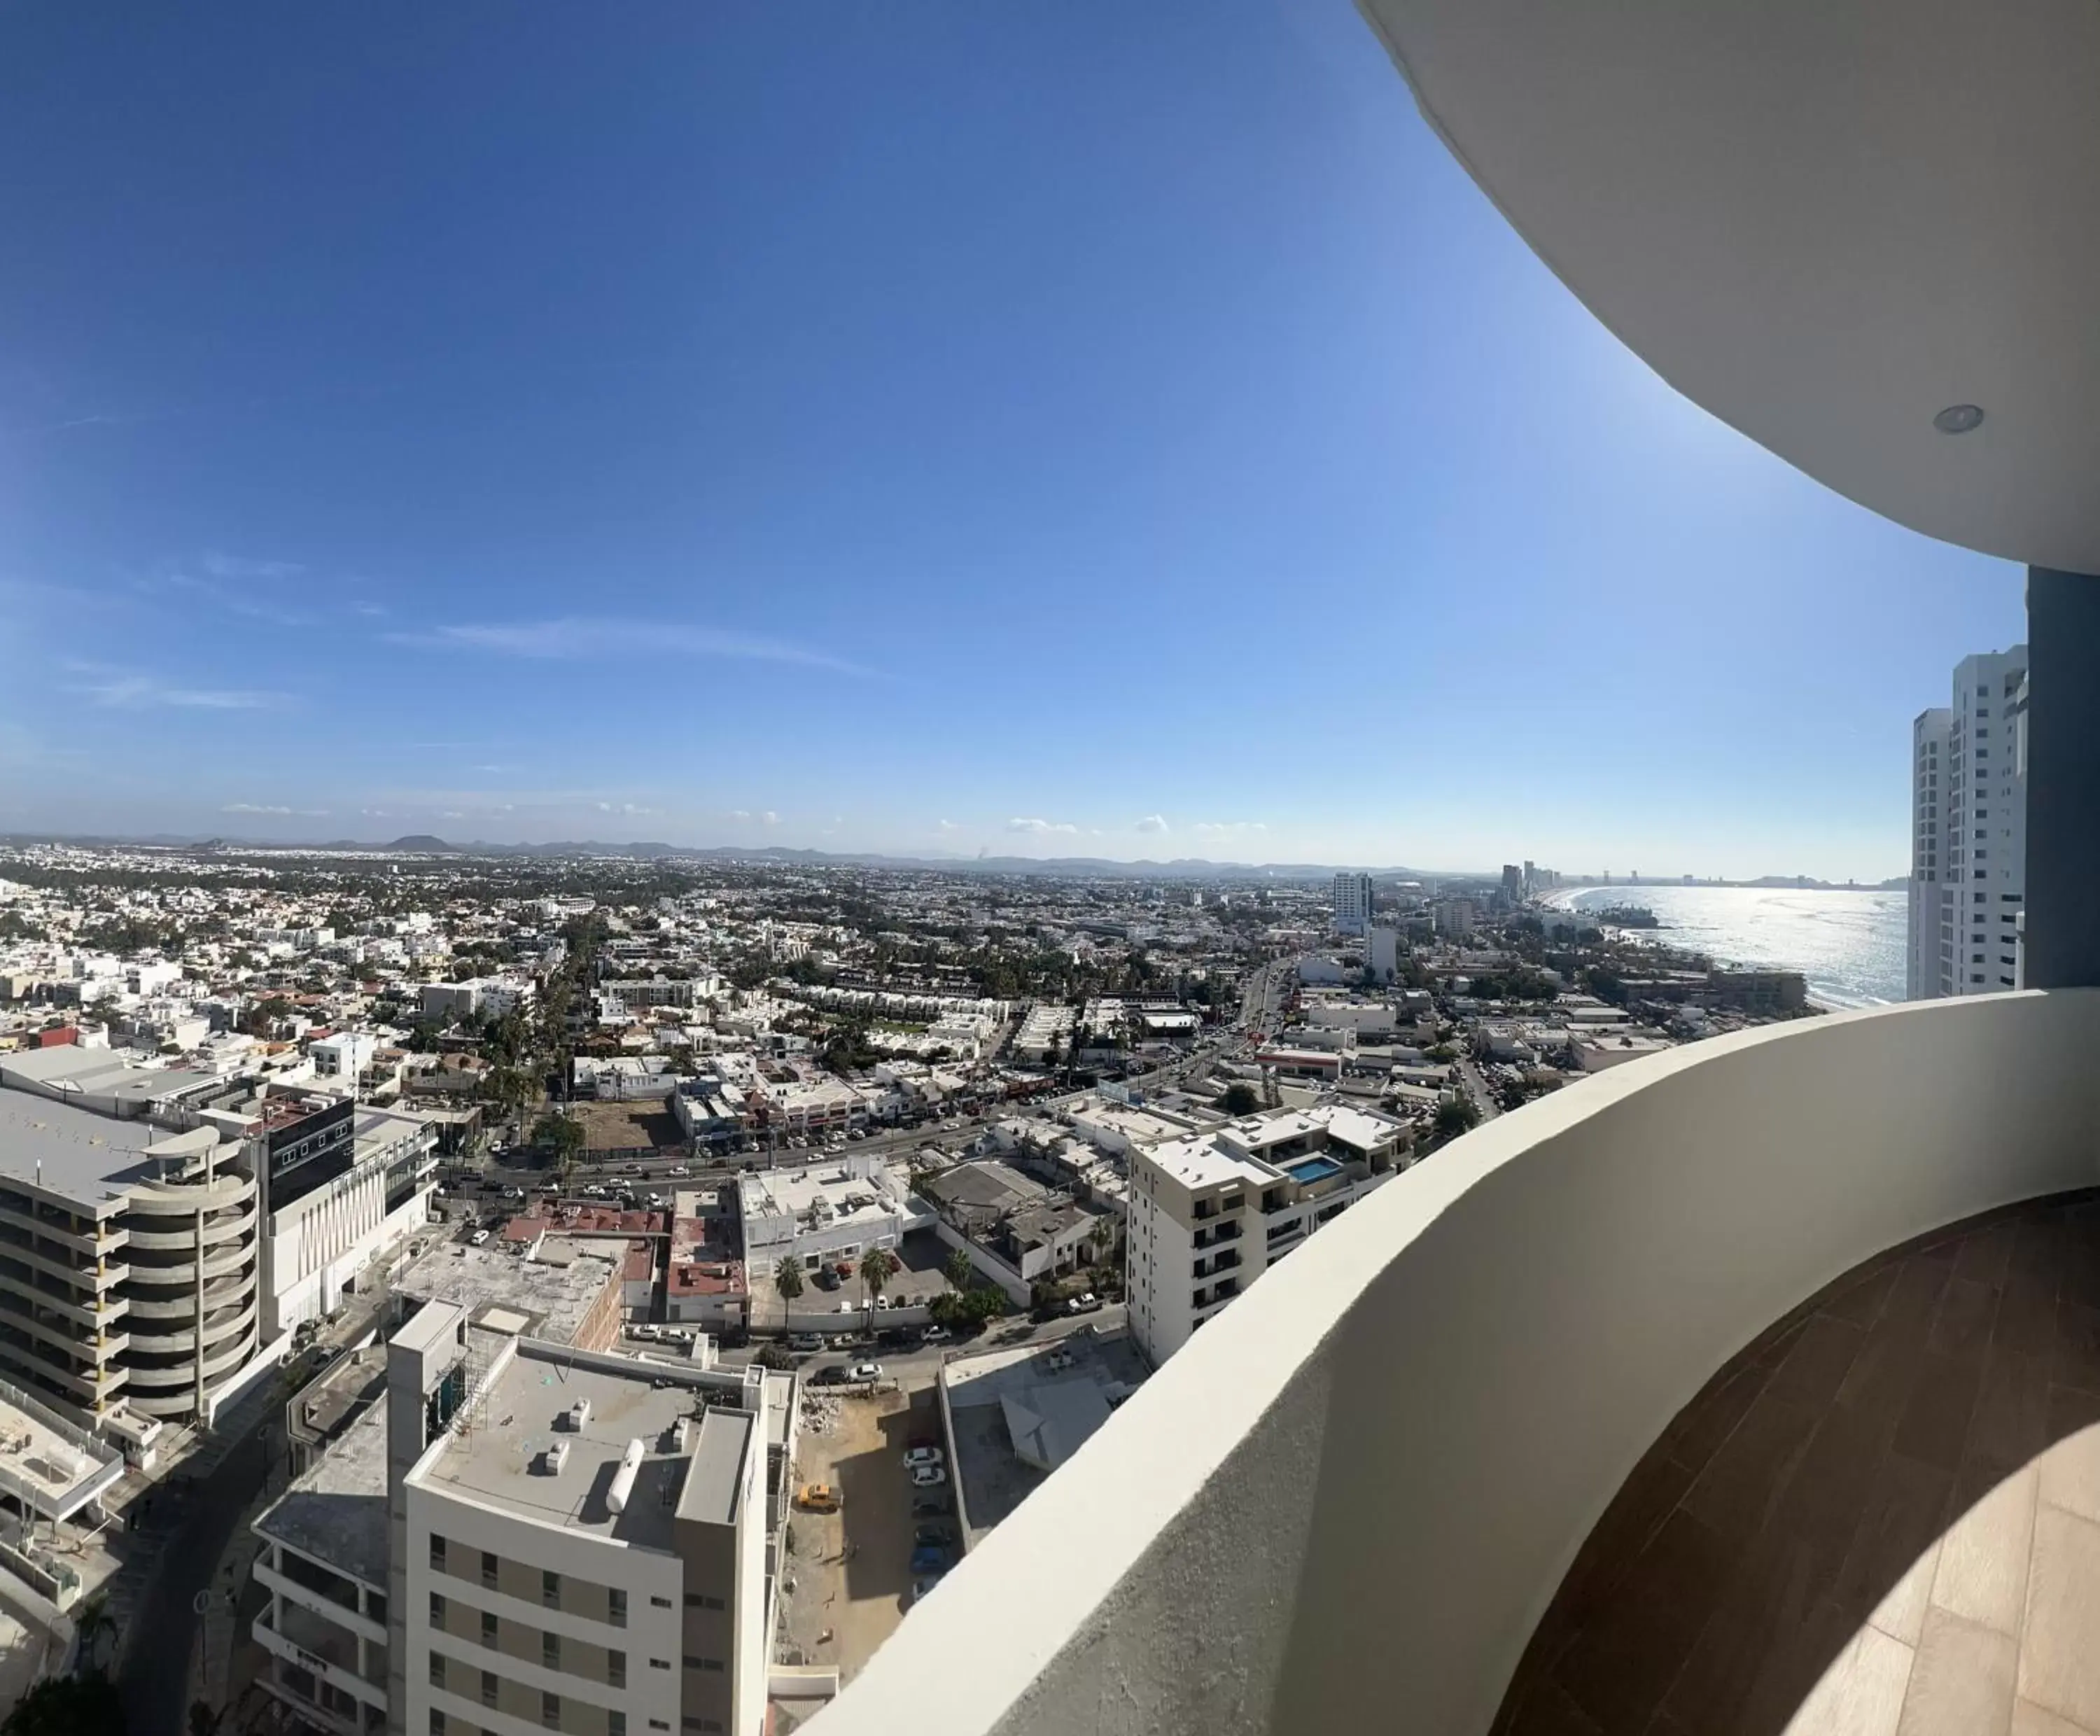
[778,1374,951,1690]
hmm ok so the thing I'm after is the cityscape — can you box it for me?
[1,6,2094,1736]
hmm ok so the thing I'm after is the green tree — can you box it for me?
[1433,1097,1481,1143]
[943,1246,974,1294]
[774,1255,805,1308]
[1221,1082,1260,1116]
[859,1246,901,1324]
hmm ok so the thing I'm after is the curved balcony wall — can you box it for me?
[817,992,2100,1736]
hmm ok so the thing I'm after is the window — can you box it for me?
[430,1653,446,1690]
[682,1721,725,1733]
[608,1650,626,1689]
[430,1535,448,1573]
[684,1656,724,1672]
[430,1592,447,1627]
[650,1658,671,1670]
[482,1671,498,1709]
[430,1714,447,1736]
[610,1716,626,1736]
[481,1609,498,1648]
[684,1594,725,1611]
[482,1550,498,1590]
[542,1690,561,1730]
[543,1632,561,1671]
[608,1589,626,1628]
[542,1569,561,1610]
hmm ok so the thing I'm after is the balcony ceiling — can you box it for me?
[1357,0,2100,574]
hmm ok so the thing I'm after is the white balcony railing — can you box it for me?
[814,991,2100,1736]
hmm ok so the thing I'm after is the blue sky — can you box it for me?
[0,2,2023,878]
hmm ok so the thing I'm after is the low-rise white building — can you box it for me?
[736,1153,933,1277]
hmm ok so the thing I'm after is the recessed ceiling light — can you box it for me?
[1933,403,1985,435]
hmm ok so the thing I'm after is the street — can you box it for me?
[1455,1053,1502,1121]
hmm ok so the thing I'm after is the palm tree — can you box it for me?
[860,1247,900,1326]
[943,1246,974,1295]
[774,1255,804,1314]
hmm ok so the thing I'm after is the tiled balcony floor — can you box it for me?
[1495,1191,2100,1736]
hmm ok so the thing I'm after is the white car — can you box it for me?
[909,1464,947,1488]
[469,1228,491,1246]
[902,1446,944,1469]
[848,1361,883,1382]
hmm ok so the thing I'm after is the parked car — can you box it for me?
[902,1446,944,1470]
[911,1494,950,1518]
[1065,1292,1100,1315]
[848,1361,883,1383]
[469,1228,491,1246]
[911,1574,944,1605]
[910,1545,951,1575]
[921,1324,948,1343]
[795,1483,841,1513]
[913,1524,953,1548]
[787,1334,823,1353]
[909,1464,947,1488]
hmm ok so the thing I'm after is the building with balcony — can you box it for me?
[254,1302,783,1736]
[1126,1104,1405,1364]
[804,5,2100,1732]
[1909,646,2030,1002]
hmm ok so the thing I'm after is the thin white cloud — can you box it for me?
[594,802,659,817]
[69,668,289,710]
[937,819,960,832]
[391,618,869,675]
[1007,818,1080,836]
[761,811,780,826]
[728,809,752,821]
[201,552,306,580]
[1135,814,1170,834]
[1193,820,1268,838]
[223,802,328,817]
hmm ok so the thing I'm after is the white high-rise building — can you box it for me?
[1908,645,2026,999]
[1907,707,1950,1000]
[1331,873,1374,937]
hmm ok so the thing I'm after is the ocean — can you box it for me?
[1546,885,1908,1009]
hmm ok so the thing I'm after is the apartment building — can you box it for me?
[1126,1105,1406,1365]
[1907,705,1952,999]
[1907,644,2026,998]
[1331,873,1374,937]
[254,1306,780,1736]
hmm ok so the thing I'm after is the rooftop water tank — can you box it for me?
[606,1438,645,1513]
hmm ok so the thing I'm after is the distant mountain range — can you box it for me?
[0,831,1907,886]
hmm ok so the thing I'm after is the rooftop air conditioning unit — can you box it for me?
[542,1439,570,1475]
[564,1399,592,1432]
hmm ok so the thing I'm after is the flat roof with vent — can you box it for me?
[414,1345,724,1552]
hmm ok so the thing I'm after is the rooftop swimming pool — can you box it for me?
[1284,1155,1343,1185]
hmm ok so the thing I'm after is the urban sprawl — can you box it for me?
[0,842,1817,1733]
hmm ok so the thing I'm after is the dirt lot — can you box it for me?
[572,1099,684,1152]
[779,1378,949,1686]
